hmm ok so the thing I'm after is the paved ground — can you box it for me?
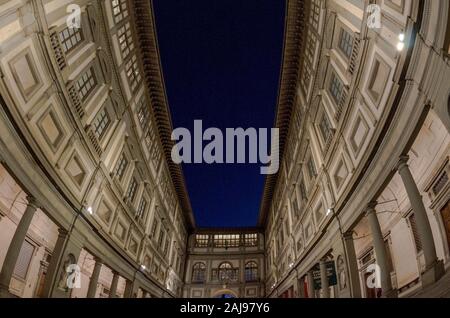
[411,269,450,298]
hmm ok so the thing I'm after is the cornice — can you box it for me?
[258,0,307,227]
[131,0,195,231]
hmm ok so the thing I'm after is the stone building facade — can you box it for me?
[0,0,450,299]
[262,0,450,298]
[0,0,192,298]
[183,229,265,298]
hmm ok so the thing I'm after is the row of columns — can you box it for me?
[301,259,331,299]
[0,194,128,298]
[296,155,443,298]
[0,196,38,295]
[351,156,443,297]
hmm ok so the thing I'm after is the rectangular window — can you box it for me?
[338,28,354,59]
[307,155,317,180]
[409,214,423,253]
[213,234,240,248]
[164,238,170,255]
[112,0,129,24]
[126,177,138,203]
[195,234,209,247]
[309,0,321,31]
[13,240,34,280]
[319,112,332,142]
[92,107,111,140]
[158,230,165,249]
[126,54,141,92]
[244,233,258,247]
[151,219,159,238]
[329,72,344,105]
[117,22,134,59]
[137,97,150,130]
[300,181,307,200]
[137,198,147,219]
[75,67,96,102]
[59,27,83,54]
[114,153,128,180]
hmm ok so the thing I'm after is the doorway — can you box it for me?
[441,200,450,253]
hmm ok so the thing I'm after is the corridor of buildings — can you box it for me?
[0,0,450,299]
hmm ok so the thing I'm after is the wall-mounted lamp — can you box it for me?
[397,33,405,52]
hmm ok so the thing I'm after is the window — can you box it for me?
[296,237,303,252]
[245,261,258,282]
[195,234,209,247]
[137,198,147,219]
[300,29,317,95]
[164,237,170,255]
[114,153,128,180]
[92,107,110,140]
[75,67,96,102]
[309,0,321,31]
[329,72,344,105]
[307,155,317,180]
[151,218,159,238]
[291,195,300,219]
[192,263,206,283]
[126,54,141,92]
[299,179,307,201]
[13,240,34,280]
[126,177,138,203]
[112,0,129,24]
[218,262,237,282]
[409,214,423,253]
[213,234,240,248]
[117,22,134,59]
[157,229,165,249]
[59,26,83,54]
[319,111,333,142]
[338,28,354,59]
[244,233,258,247]
[137,97,150,130]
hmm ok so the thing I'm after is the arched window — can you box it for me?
[192,262,206,283]
[218,262,236,282]
[245,261,258,282]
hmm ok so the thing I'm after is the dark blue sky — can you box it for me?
[152,0,285,227]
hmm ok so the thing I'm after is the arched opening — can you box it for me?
[212,289,239,298]
[191,262,206,283]
[244,261,258,282]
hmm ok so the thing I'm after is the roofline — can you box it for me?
[257,0,307,227]
[132,0,196,231]
[193,227,264,234]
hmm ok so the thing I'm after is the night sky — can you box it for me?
[152,0,285,227]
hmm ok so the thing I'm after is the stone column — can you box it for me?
[0,196,38,293]
[109,271,120,298]
[320,259,330,298]
[307,270,315,298]
[343,232,362,298]
[87,258,102,298]
[41,228,69,298]
[366,202,396,297]
[396,156,444,284]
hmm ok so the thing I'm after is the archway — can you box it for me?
[212,289,239,298]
